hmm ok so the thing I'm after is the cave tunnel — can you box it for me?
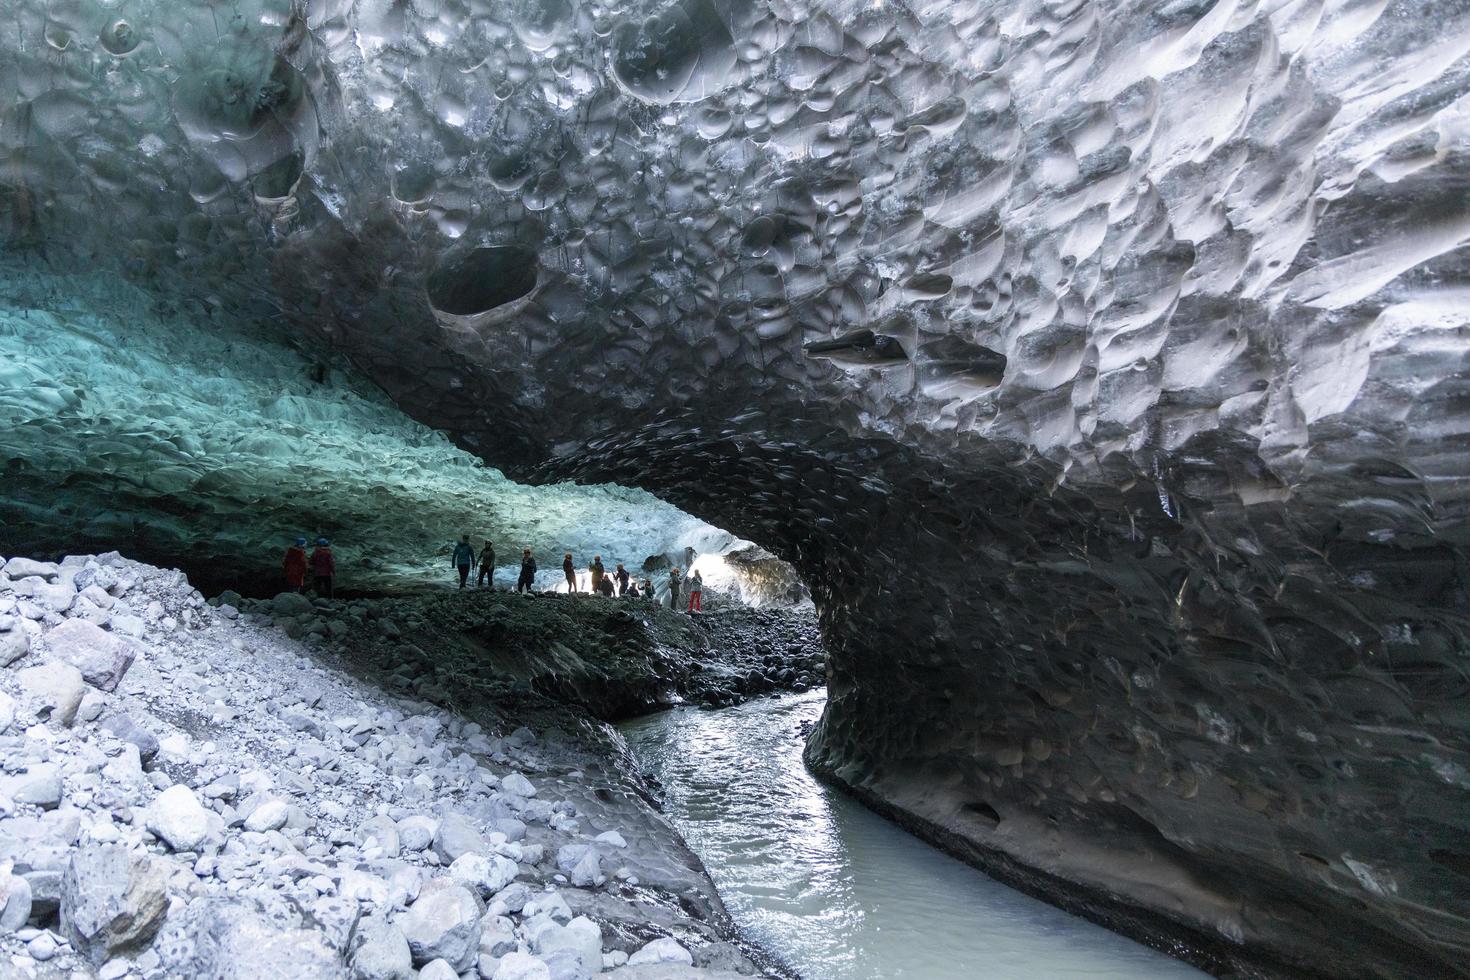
[2,0,1469,978]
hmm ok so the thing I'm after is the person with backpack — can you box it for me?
[597,573,615,597]
[310,538,336,599]
[452,535,476,589]
[590,555,606,594]
[563,553,577,592]
[668,567,682,610]
[517,549,537,593]
[686,569,703,613]
[615,562,630,595]
[478,539,496,589]
[282,537,308,593]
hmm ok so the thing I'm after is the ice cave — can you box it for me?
[1,0,1468,977]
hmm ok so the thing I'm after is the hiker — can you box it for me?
[478,540,496,589]
[643,579,655,600]
[590,555,605,594]
[516,548,537,593]
[310,537,335,599]
[563,553,576,592]
[452,534,476,589]
[597,573,615,597]
[625,581,641,598]
[686,569,703,613]
[615,562,630,595]
[668,567,681,610]
[283,537,308,594]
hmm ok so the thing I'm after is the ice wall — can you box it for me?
[3,0,1470,975]
[0,259,726,593]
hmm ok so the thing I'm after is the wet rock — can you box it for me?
[60,846,169,965]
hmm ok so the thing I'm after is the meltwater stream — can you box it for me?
[621,689,1209,980]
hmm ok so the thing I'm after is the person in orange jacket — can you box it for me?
[283,537,308,593]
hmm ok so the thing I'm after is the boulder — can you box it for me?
[0,870,32,931]
[3,558,58,581]
[555,845,602,887]
[418,959,460,980]
[396,815,437,852]
[433,811,488,864]
[628,939,694,967]
[493,952,552,980]
[99,712,160,764]
[530,916,602,976]
[0,764,63,809]
[349,917,413,980]
[397,883,482,972]
[153,894,344,979]
[17,662,86,726]
[447,853,518,897]
[500,773,537,798]
[145,785,211,852]
[44,619,137,691]
[0,630,30,667]
[271,592,316,618]
[244,799,290,833]
[60,846,169,965]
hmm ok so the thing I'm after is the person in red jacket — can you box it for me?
[310,537,336,599]
[282,537,308,593]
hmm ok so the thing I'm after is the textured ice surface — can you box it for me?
[3,0,1470,975]
[0,261,732,591]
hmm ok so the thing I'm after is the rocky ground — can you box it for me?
[0,553,825,980]
[222,587,826,721]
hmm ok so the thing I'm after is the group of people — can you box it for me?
[282,537,336,598]
[283,534,705,612]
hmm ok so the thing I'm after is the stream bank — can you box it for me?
[2,553,812,978]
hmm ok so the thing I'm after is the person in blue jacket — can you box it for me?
[452,535,476,590]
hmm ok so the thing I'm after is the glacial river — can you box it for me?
[620,689,1209,980]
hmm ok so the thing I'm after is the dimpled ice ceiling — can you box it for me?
[3,0,1470,975]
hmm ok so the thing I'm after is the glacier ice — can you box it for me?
[3,0,1470,975]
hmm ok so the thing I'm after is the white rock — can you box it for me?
[243,799,289,833]
[43,619,137,691]
[397,815,437,852]
[594,831,627,848]
[493,951,551,980]
[418,958,460,980]
[396,884,482,972]
[448,853,519,897]
[500,773,537,798]
[16,662,85,727]
[628,937,694,966]
[349,917,413,980]
[145,785,211,852]
[530,916,602,976]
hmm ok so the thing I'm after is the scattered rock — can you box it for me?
[628,938,694,966]
[154,895,343,978]
[349,918,413,980]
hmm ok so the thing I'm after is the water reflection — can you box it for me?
[620,689,1209,980]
